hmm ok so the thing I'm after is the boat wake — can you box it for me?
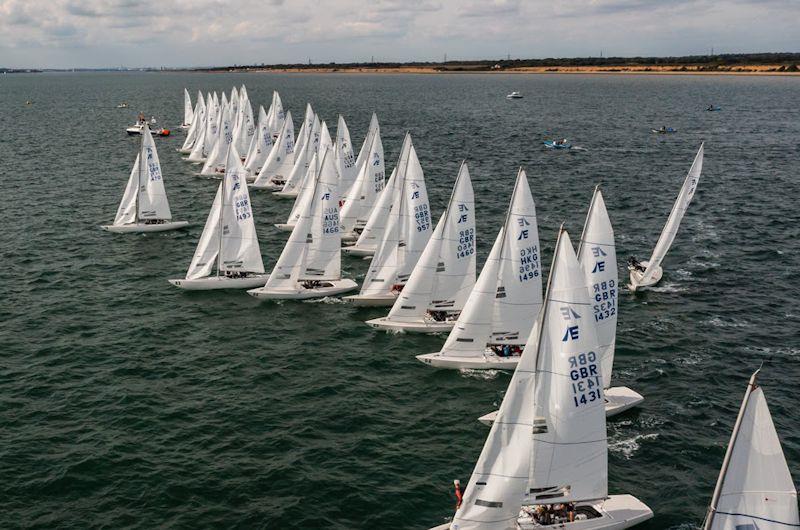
[459,368,501,380]
[304,296,347,305]
[609,433,659,459]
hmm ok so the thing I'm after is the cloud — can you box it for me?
[0,0,797,68]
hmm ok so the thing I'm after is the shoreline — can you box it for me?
[202,65,800,76]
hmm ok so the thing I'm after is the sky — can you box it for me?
[1,0,798,69]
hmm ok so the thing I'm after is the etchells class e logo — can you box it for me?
[517,217,530,240]
[457,203,469,223]
[560,306,581,341]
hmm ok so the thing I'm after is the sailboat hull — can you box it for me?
[101,221,189,233]
[478,386,644,426]
[517,495,653,530]
[341,244,376,257]
[250,179,284,190]
[627,261,663,291]
[247,279,358,300]
[273,190,299,199]
[274,223,296,232]
[429,495,653,530]
[168,274,270,290]
[342,292,398,307]
[340,231,360,243]
[365,317,456,334]
[416,351,520,369]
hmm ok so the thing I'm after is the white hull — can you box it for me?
[273,190,299,199]
[168,274,269,291]
[248,279,358,300]
[342,292,398,307]
[250,181,283,191]
[180,123,190,129]
[365,317,456,334]
[340,231,360,243]
[478,386,643,426]
[627,261,663,291]
[274,223,296,232]
[101,221,189,233]
[342,244,376,257]
[416,351,520,370]
[430,495,652,530]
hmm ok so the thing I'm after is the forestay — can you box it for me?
[576,187,617,388]
[438,169,541,359]
[385,161,474,322]
[639,143,704,285]
[704,371,799,530]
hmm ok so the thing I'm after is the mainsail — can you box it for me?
[703,371,799,530]
[339,130,385,235]
[638,143,704,285]
[576,186,617,388]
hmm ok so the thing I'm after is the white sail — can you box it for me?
[301,149,341,280]
[253,111,295,186]
[452,229,576,529]
[294,103,314,155]
[201,103,233,175]
[181,96,205,151]
[577,187,617,388]
[318,119,332,154]
[354,113,379,175]
[354,165,398,250]
[244,106,273,175]
[233,97,254,156]
[334,115,357,198]
[529,231,607,505]
[219,146,264,274]
[385,161,474,322]
[286,152,319,226]
[183,88,193,125]
[186,186,222,280]
[639,143,704,285]
[705,372,799,530]
[187,119,207,162]
[439,169,541,358]
[114,154,140,225]
[280,119,314,194]
[267,91,285,138]
[339,130,385,235]
[137,126,172,220]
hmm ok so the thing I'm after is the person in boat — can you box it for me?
[427,310,447,322]
[302,280,321,289]
[150,116,157,125]
[659,126,667,133]
[143,219,165,225]
[627,256,646,273]
[137,111,146,125]
[390,283,404,294]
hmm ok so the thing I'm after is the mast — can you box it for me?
[702,369,761,530]
[496,167,524,268]
[577,185,600,256]
[216,146,228,277]
[135,125,145,223]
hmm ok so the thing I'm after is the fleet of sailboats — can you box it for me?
[99,86,795,529]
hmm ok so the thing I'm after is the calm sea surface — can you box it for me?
[2,72,799,529]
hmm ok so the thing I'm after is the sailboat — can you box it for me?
[477,186,645,424]
[628,143,704,291]
[102,125,188,233]
[266,91,286,139]
[343,135,430,306]
[366,161,475,333]
[243,105,273,176]
[274,120,331,210]
[334,115,358,199]
[200,102,233,176]
[250,112,296,190]
[180,94,206,154]
[274,115,323,199]
[339,127,385,242]
[248,148,358,300]
[702,369,799,530]
[429,228,653,530]
[168,146,268,290]
[180,88,193,129]
[416,168,541,368]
